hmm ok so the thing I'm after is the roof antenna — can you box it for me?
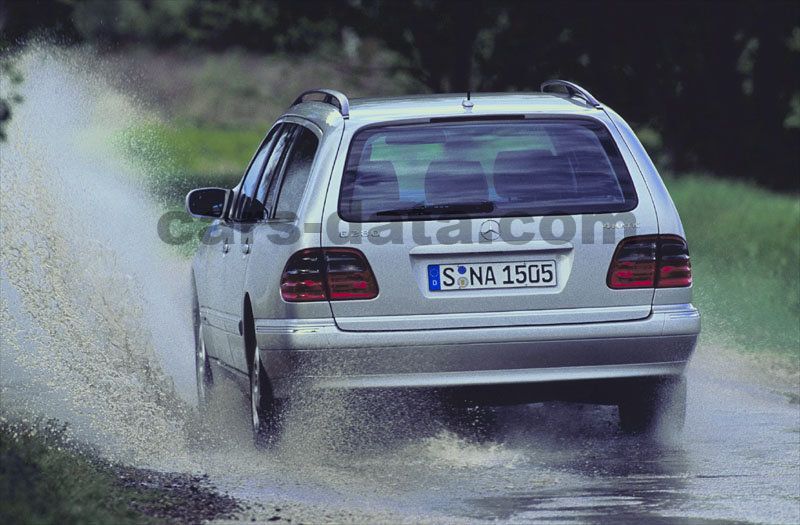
[462,90,474,109]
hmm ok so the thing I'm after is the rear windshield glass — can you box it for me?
[339,119,638,222]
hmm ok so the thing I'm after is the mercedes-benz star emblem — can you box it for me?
[480,220,501,241]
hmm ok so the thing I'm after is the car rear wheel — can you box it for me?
[618,376,686,434]
[250,348,282,449]
[195,322,214,413]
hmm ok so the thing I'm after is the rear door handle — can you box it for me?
[241,243,250,254]
[222,242,230,254]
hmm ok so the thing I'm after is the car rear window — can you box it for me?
[339,118,638,222]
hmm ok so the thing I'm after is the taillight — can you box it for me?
[607,235,691,289]
[280,249,327,302]
[656,236,692,287]
[280,248,379,302]
[607,237,657,288]
[324,249,379,300]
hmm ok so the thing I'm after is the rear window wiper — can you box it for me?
[375,201,495,217]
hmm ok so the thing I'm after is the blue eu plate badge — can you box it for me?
[428,265,441,291]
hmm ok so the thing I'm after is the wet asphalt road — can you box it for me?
[200,346,800,524]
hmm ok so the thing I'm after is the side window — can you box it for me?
[274,127,320,219]
[251,124,296,220]
[232,125,280,221]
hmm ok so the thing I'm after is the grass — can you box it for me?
[145,124,263,177]
[120,122,262,203]
[0,417,153,524]
[0,415,239,524]
[665,174,800,356]
[121,124,800,360]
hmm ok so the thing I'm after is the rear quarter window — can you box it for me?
[338,118,638,222]
[275,127,319,218]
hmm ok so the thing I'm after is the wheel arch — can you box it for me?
[243,293,256,373]
[243,293,278,404]
[191,269,201,353]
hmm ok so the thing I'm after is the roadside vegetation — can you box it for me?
[0,415,239,525]
[665,175,800,357]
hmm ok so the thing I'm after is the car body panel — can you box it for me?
[254,303,699,397]
[232,115,344,372]
[195,221,236,362]
[601,106,694,307]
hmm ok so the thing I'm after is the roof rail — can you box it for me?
[291,88,350,119]
[540,80,601,108]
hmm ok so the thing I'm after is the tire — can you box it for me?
[618,376,686,435]
[249,347,282,449]
[195,314,214,414]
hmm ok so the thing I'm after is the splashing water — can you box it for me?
[0,47,196,464]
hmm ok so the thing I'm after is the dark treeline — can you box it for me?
[2,0,798,190]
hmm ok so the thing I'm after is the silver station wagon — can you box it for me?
[187,81,700,445]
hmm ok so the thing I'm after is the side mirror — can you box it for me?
[186,187,231,219]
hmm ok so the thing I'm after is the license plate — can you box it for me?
[428,260,557,291]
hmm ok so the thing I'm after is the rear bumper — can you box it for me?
[255,304,700,398]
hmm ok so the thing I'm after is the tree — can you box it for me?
[347,0,502,92]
